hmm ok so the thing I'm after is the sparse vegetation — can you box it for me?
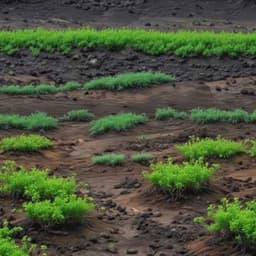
[0,81,81,95]
[0,112,58,131]
[144,160,217,199]
[0,134,53,152]
[250,141,256,157]
[190,108,251,124]
[2,29,256,57]
[196,198,256,249]
[84,72,174,90]
[176,137,245,160]
[90,113,147,135]
[155,107,187,120]
[61,109,95,121]
[131,152,153,164]
[93,153,126,166]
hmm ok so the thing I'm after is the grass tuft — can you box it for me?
[84,72,174,90]
[0,134,53,152]
[90,113,147,135]
[61,109,95,122]
[131,152,153,164]
[93,153,125,166]
[0,112,58,131]
[176,137,245,160]
[155,107,187,120]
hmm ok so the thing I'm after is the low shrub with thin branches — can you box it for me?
[0,134,53,152]
[61,109,95,121]
[93,153,125,166]
[84,72,175,91]
[0,112,58,130]
[90,112,147,135]
[176,137,245,160]
[144,160,217,199]
[155,107,187,120]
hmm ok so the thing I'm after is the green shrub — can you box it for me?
[250,141,256,157]
[131,152,153,164]
[23,195,94,225]
[0,134,53,152]
[200,198,256,249]
[190,108,251,124]
[155,107,187,120]
[93,153,125,166]
[0,161,76,201]
[84,72,174,90]
[144,160,216,199]
[61,109,95,121]
[0,81,81,95]
[0,112,58,131]
[2,29,256,56]
[176,137,245,160]
[90,113,147,135]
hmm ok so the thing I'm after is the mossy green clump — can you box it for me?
[155,107,187,120]
[131,152,153,164]
[93,153,126,166]
[84,72,174,90]
[61,109,95,121]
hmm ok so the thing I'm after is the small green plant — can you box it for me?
[155,107,187,120]
[190,108,251,124]
[249,141,256,157]
[197,198,256,249]
[144,160,216,199]
[90,113,147,135]
[0,81,81,95]
[0,134,53,152]
[176,137,245,160]
[61,109,95,121]
[84,72,174,90]
[131,152,153,164]
[0,161,76,201]
[23,195,95,226]
[93,153,126,166]
[0,112,58,130]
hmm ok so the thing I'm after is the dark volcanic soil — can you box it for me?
[1,1,256,256]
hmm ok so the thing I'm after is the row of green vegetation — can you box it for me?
[2,28,256,56]
[0,72,174,95]
[93,152,153,166]
[0,81,81,95]
[0,161,94,226]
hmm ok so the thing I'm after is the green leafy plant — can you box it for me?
[190,108,251,124]
[84,72,174,90]
[2,29,256,57]
[144,159,217,199]
[0,161,76,201]
[0,112,58,131]
[155,107,187,120]
[0,81,81,95]
[0,134,53,152]
[61,109,95,121]
[90,113,147,135]
[23,195,94,226]
[93,153,125,166]
[176,137,245,160]
[131,152,153,164]
[198,198,256,249]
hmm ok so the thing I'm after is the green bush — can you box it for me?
[90,113,147,135]
[23,195,95,225]
[61,109,95,121]
[93,153,125,166]
[190,108,251,124]
[176,137,245,160]
[0,161,76,201]
[0,134,53,152]
[84,72,174,90]
[200,198,256,249]
[2,29,256,56]
[144,160,216,199]
[0,112,58,131]
[131,152,153,164]
[155,107,187,120]
[0,81,81,95]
